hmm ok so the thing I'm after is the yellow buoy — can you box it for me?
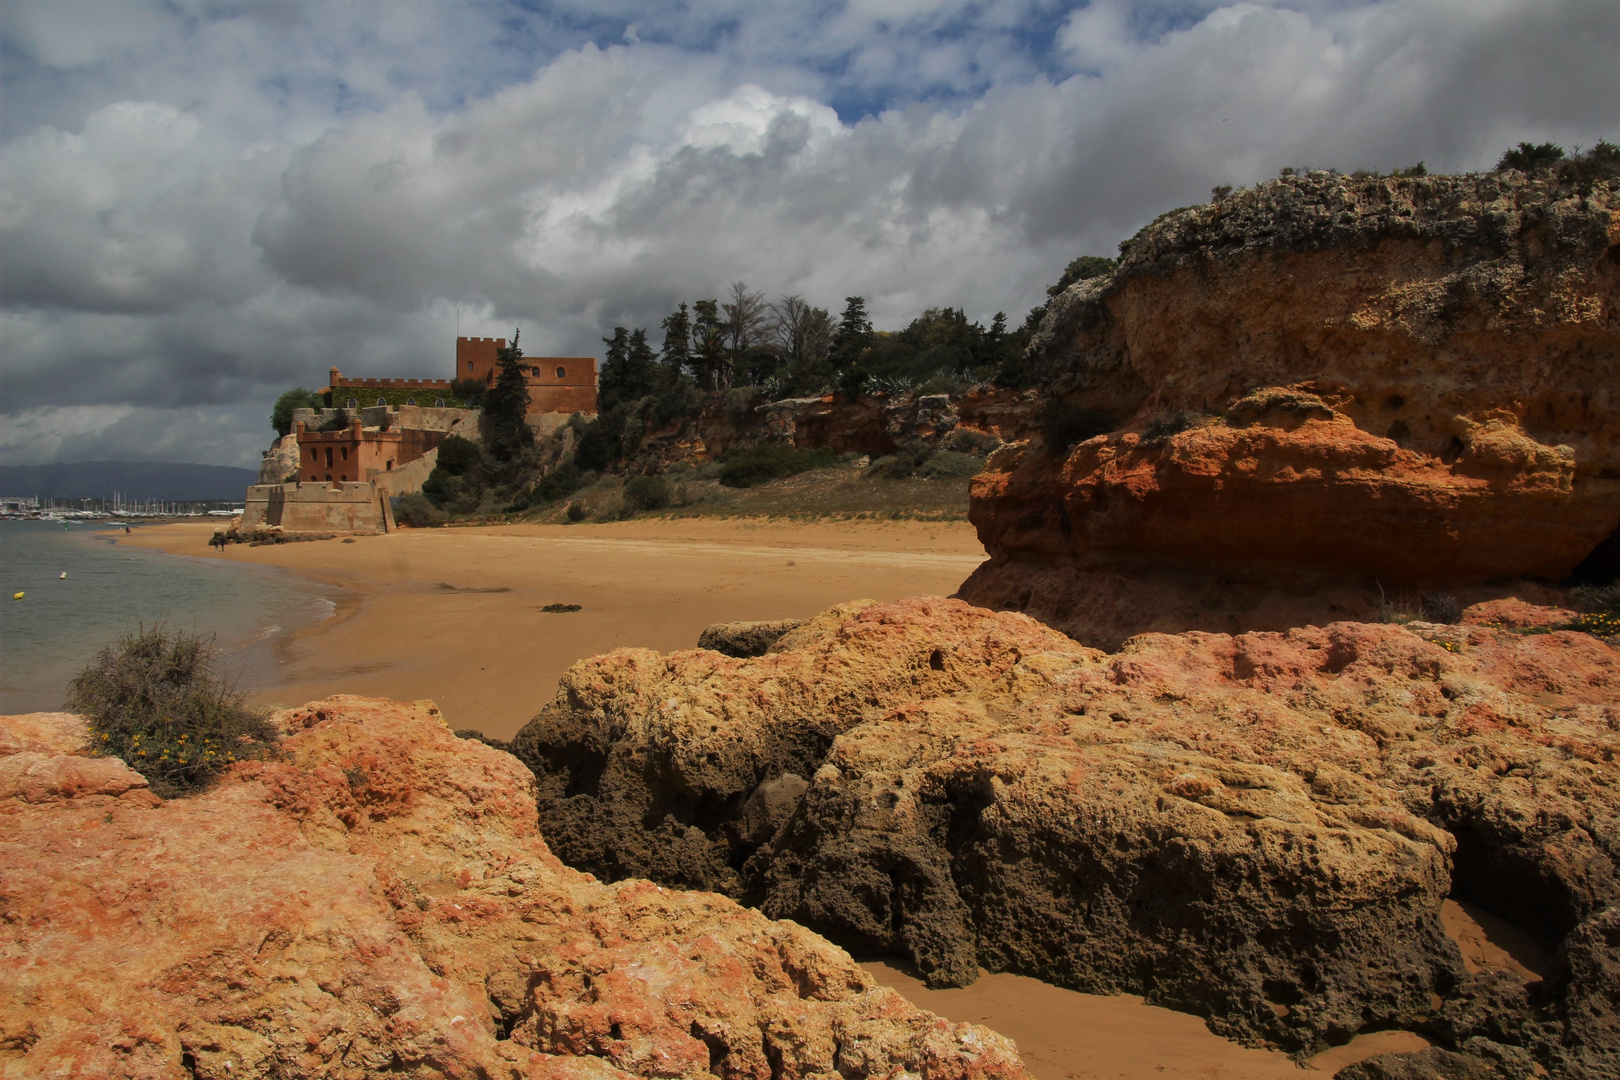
[12,592,22,601]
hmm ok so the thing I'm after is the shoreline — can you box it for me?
[118,517,989,741]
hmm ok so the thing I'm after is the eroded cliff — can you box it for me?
[961,170,1620,643]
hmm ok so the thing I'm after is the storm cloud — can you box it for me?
[1,0,1615,467]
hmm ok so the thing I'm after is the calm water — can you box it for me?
[0,519,334,713]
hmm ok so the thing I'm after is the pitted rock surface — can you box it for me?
[510,596,1620,1072]
[962,171,1620,644]
[0,696,1028,1080]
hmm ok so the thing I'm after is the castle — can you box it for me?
[325,337,597,417]
[245,336,597,534]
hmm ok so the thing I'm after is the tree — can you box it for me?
[988,311,1007,342]
[1496,141,1566,172]
[270,387,324,437]
[484,329,533,461]
[832,296,874,369]
[598,326,656,412]
[722,281,768,361]
[691,299,729,390]
[660,303,692,372]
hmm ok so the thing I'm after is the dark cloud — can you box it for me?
[1,0,1615,467]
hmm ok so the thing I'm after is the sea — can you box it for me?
[0,519,335,714]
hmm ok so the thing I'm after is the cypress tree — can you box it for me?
[485,329,533,461]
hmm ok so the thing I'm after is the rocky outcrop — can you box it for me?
[962,171,1620,643]
[509,596,1619,1072]
[0,698,1028,1079]
[697,620,806,657]
[257,434,301,485]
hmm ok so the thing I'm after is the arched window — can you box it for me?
[467,361,475,372]
[347,397,358,408]
[376,396,387,406]
[433,397,445,407]
[530,366,540,377]
[341,446,349,460]
[325,447,333,468]
[405,397,416,406]
[556,366,566,379]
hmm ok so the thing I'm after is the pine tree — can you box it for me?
[832,296,873,370]
[691,299,728,390]
[660,303,692,373]
[598,326,633,411]
[485,329,533,461]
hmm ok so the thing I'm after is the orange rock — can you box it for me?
[0,696,1028,1080]
[965,172,1620,640]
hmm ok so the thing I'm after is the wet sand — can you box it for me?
[861,960,1433,1079]
[121,518,987,741]
[119,519,1537,1078]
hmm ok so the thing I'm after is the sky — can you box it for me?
[1,0,1615,468]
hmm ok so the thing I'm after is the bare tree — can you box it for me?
[722,281,769,358]
[768,294,833,366]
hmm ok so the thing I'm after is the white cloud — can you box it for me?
[0,0,1615,466]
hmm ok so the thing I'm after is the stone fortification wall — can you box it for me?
[292,404,478,432]
[242,482,389,534]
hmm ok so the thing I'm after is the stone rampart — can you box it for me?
[242,482,388,534]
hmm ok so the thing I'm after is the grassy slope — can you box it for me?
[509,460,974,525]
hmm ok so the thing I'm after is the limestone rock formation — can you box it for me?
[0,696,1028,1080]
[509,596,1619,1073]
[961,171,1620,644]
[698,619,806,658]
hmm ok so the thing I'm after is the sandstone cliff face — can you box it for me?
[0,698,1028,1080]
[962,171,1619,642]
[510,597,1619,1074]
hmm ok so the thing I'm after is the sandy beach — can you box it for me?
[115,518,1540,1079]
[122,517,987,742]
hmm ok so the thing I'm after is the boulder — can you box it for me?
[0,695,1028,1080]
[509,596,1620,1070]
[962,171,1620,644]
[697,619,806,657]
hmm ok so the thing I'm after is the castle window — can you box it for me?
[467,361,474,372]
[347,398,358,408]
[325,447,333,468]
[556,366,566,378]
[433,397,445,407]
[377,396,387,406]
[530,366,540,377]
[406,397,416,406]
[341,446,349,460]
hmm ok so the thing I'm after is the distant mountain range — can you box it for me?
[0,461,259,502]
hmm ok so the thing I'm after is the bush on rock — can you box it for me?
[68,626,279,797]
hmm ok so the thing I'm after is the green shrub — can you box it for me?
[1420,593,1462,624]
[69,626,279,797]
[918,450,983,479]
[1142,410,1217,444]
[718,444,839,488]
[1570,582,1620,614]
[393,493,443,527]
[1043,400,1114,454]
[533,461,582,504]
[565,500,587,522]
[1496,141,1565,172]
[435,435,483,476]
[624,474,672,511]
[946,429,1000,455]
